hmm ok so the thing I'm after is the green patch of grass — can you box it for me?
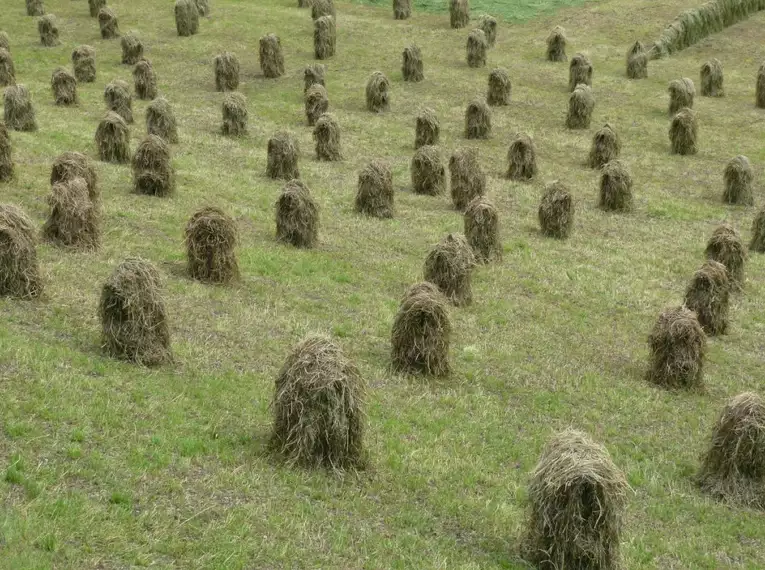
[352,0,599,21]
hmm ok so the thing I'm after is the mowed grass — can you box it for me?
[353,0,595,22]
[2,0,765,568]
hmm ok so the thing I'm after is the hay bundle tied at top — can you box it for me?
[4,84,37,132]
[313,113,341,161]
[449,147,485,211]
[539,181,574,238]
[356,159,393,218]
[51,67,77,106]
[185,206,239,283]
[423,233,476,306]
[133,58,158,101]
[104,79,133,123]
[700,58,724,97]
[221,92,247,136]
[411,145,445,196]
[305,84,329,126]
[259,34,285,78]
[98,7,119,39]
[314,15,336,60]
[72,45,96,83]
[275,179,318,248]
[146,97,179,143]
[121,32,143,65]
[705,223,745,289]
[267,131,300,180]
[174,0,199,37]
[568,53,592,91]
[132,135,175,197]
[588,123,621,169]
[366,71,390,113]
[683,260,730,336]
[415,108,439,149]
[722,155,753,206]
[646,305,706,390]
[402,45,423,82]
[507,133,537,181]
[0,203,42,299]
[464,196,501,263]
[214,51,239,92]
[43,176,100,250]
[487,68,510,106]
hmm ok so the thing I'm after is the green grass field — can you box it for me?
[3,0,765,568]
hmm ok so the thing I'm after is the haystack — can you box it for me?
[356,160,393,218]
[507,133,537,181]
[449,148,485,211]
[43,177,100,250]
[524,429,627,570]
[749,206,765,253]
[566,84,594,129]
[478,15,497,47]
[313,113,341,161]
[195,0,210,16]
[214,51,239,91]
[51,68,77,106]
[304,63,325,92]
[598,160,633,212]
[99,257,171,366]
[423,233,476,306]
[311,0,335,19]
[132,135,174,197]
[700,59,724,97]
[88,0,105,18]
[698,392,765,508]
[391,281,451,376]
[26,0,45,17]
[38,14,59,47]
[546,26,566,62]
[588,124,621,169]
[393,0,411,20]
[487,68,510,106]
[464,196,501,263]
[305,84,329,126]
[50,151,98,202]
[466,29,487,68]
[185,206,239,283]
[120,32,143,65]
[646,305,706,390]
[683,260,730,336]
[146,97,178,144]
[0,124,13,182]
[668,78,695,116]
[669,108,697,155]
[0,204,42,299]
[104,79,133,123]
[133,59,157,100]
[0,48,15,87]
[221,92,247,136]
[0,31,8,52]
[757,63,765,109]
[275,179,318,248]
[314,16,336,60]
[98,7,119,39]
[366,71,390,113]
[0,204,36,239]
[270,335,366,470]
[705,223,746,289]
[626,41,647,79]
[539,181,574,239]
[450,0,469,29]
[722,155,753,206]
[465,99,491,139]
[402,45,424,82]
[568,53,592,91]
[415,108,439,149]
[174,0,199,37]
[411,145,446,196]
[259,34,285,79]
[4,84,37,132]
[267,131,300,180]
[72,45,96,83]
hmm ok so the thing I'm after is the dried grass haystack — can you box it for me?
[4,84,37,132]
[449,147,486,211]
[174,0,199,37]
[50,151,98,202]
[415,108,439,149]
[722,155,753,206]
[26,0,45,17]
[304,63,325,92]
[465,99,491,139]
[478,15,497,47]
[749,206,765,252]
[464,196,501,263]
[700,58,724,97]
[698,392,765,508]
[132,135,175,197]
[95,111,130,163]
[393,0,411,20]
[43,176,100,250]
[104,79,133,123]
[668,77,695,116]
[311,0,336,19]
[568,53,592,91]
[214,51,239,92]
[391,281,451,376]
[599,160,633,213]
[120,32,143,65]
[424,233,476,306]
[669,107,698,155]
[0,32,8,52]
[546,26,566,62]
[366,71,390,113]
[259,34,285,79]
[450,0,469,29]
[185,206,239,284]
[683,260,730,336]
[51,67,77,106]
[89,0,106,18]
[0,124,13,183]
[646,305,706,390]
[356,159,393,218]
[314,15,336,60]
[305,84,329,126]
[99,257,171,366]
[411,145,446,196]
[706,223,746,290]
[626,41,647,79]
[267,131,300,180]
[195,0,210,16]
[0,204,42,299]
[313,112,341,161]
[98,7,119,39]
[588,123,621,169]
[507,133,537,181]
[275,179,318,248]
[133,58,157,101]
[221,92,247,136]
[270,335,366,470]
[72,45,96,83]
[466,29,488,68]
[38,14,59,46]
[0,48,15,87]
[524,429,628,570]
[146,97,178,144]
[402,45,424,82]
[566,84,594,130]
[539,181,574,239]
[487,68,510,106]
[757,63,765,109]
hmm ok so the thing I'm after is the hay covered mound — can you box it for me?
[366,71,390,113]
[700,58,724,97]
[449,147,486,211]
[38,14,59,47]
[546,26,566,62]
[312,0,335,19]
[478,14,497,47]
[750,206,765,253]
[566,84,594,129]
[214,51,239,92]
[449,0,469,28]
[539,181,574,239]
[599,160,633,212]
[270,335,366,470]
[43,177,101,250]
[132,135,175,197]
[50,151,99,202]
[393,0,411,20]
[221,92,248,136]
[588,123,621,169]
[411,145,446,196]
[402,45,424,82]
[415,107,439,149]
[27,0,45,17]
[104,79,133,123]
[313,112,341,161]
[0,123,13,182]
[466,29,488,68]
[72,45,96,83]
[698,392,765,509]
[465,99,491,139]
[668,77,695,116]
[133,58,158,101]
[304,63,325,92]
[98,7,119,39]
[88,0,105,18]
[146,97,179,144]
[259,34,285,79]
[487,68,511,106]
[195,0,210,17]
[96,111,130,163]
[669,107,697,155]
[524,429,628,570]
[391,281,451,376]
[51,67,77,106]
[275,179,319,249]
[0,48,15,87]
[185,206,239,284]
[423,232,476,306]
[0,203,43,299]
[626,40,647,79]
[314,15,336,60]
[706,223,746,290]
[722,155,753,206]
[464,196,501,264]
[305,84,329,126]
[646,305,706,390]
[568,53,592,91]
[356,159,393,218]
[4,84,38,132]
[683,260,730,336]
[267,131,300,180]
[174,0,199,37]
[0,31,9,52]
[120,32,143,65]
[507,133,537,181]
[99,257,171,366]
